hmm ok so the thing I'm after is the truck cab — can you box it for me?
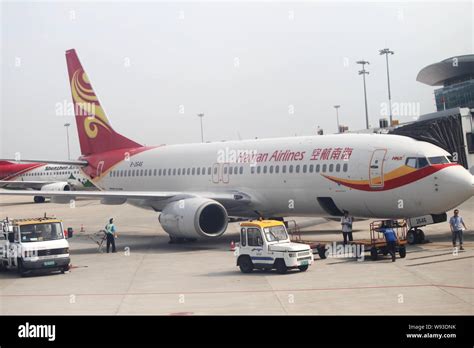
[235,220,314,274]
[0,217,70,276]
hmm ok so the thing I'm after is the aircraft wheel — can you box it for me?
[407,230,417,245]
[415,229,425,243]
[33,196,45,203]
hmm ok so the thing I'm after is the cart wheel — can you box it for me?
[415,229,425,243]
[238,256,254,273]
[407,230,417,245]
[17,259,26,277]
[275,259,288,274]
[382,247,388,256]
[399,246,407,258]
[298,265,309,272]
[370,247,378,261]
[317,245,327,259]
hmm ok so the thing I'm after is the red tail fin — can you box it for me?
[65,49,142,156]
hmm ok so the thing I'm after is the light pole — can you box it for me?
[64,123,71,159]
[197,113,204,143]
[333,105,341,133]
[356,60,370,129]
[379,48,394,126]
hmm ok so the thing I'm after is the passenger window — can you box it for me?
[192,168,195,175]
[316,164,320,173]
[343,163,348,172]
[303,165,307,173]
[336,163,341,172]
[275,165,279,174]
[263,166,267,174]
[178,168,181,175]
[223,167,227,175]
[289,165,293,173]
[128,170,131,176]
[269,165,273,174]
[202,167,206,175]
[158,169,162,176]
[257,166,261,174]
[239,166,243,174]
[240,228,247,247]
[187,168,191,175]
[213,167,217,175]
[154,169,157,176]
[208,167,212,175]
[197,167,201,175]
[144,170,147,176]
[282,165,286,173]
[247,228,263,247]
[296,165,300,173]
[329,164,334,172]
[309,164,314,173]
[322,164,327,172]
[251,166,255,174]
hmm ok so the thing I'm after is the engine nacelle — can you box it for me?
[41,182,71,191]
[159,197,228,239]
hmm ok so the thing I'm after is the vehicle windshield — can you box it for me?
[264,225,289,242]
[20,223,64,243]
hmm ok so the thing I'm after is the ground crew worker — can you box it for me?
[105,218,117,253]
[449,209,466,251]
[340,210,353,245]
[379,220,398,262]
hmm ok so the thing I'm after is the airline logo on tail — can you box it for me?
[66,49,142,156]
[71,69,111,139]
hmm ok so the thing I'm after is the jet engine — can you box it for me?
[41,182,72,191]
[159,197,228,239]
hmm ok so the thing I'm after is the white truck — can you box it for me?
[0,217,70,276]
[235,220,314,274]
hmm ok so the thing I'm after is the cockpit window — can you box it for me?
[405,157,429,169]
[428,156,449,165]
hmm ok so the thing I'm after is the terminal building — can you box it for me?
[390,54,474,174]
[416,55,474,111]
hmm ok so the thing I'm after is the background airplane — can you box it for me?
[1,49,472,242]
[0,159,95,203]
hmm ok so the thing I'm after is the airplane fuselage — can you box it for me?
[84,133,473,219]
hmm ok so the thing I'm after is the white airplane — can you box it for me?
[0,160,95,203]
[1,49,473,242]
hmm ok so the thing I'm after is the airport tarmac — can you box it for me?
[0,194,472,315]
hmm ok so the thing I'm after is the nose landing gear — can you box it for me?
[406,228,425,245]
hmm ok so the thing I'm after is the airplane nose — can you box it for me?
[438,165,474,203]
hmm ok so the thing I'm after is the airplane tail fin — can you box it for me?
[65,49,142,156]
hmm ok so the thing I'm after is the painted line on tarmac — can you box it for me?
[406,255,474,267]
[1,283,472,298]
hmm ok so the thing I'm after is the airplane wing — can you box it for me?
[0,180,60,190]
[0,158,88,166]
[0,189,253,213]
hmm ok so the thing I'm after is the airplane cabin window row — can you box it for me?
[108,163,349,178]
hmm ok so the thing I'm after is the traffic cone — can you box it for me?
[230,240,236,251]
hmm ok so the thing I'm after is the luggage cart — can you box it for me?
[350,219,407,261]
[287,220,328,259]
[88,229,107,253]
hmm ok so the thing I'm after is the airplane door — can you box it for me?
[96,161,104,179]
[369,149,386,188]
[222,163,229,184]
[212,163,220,183]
